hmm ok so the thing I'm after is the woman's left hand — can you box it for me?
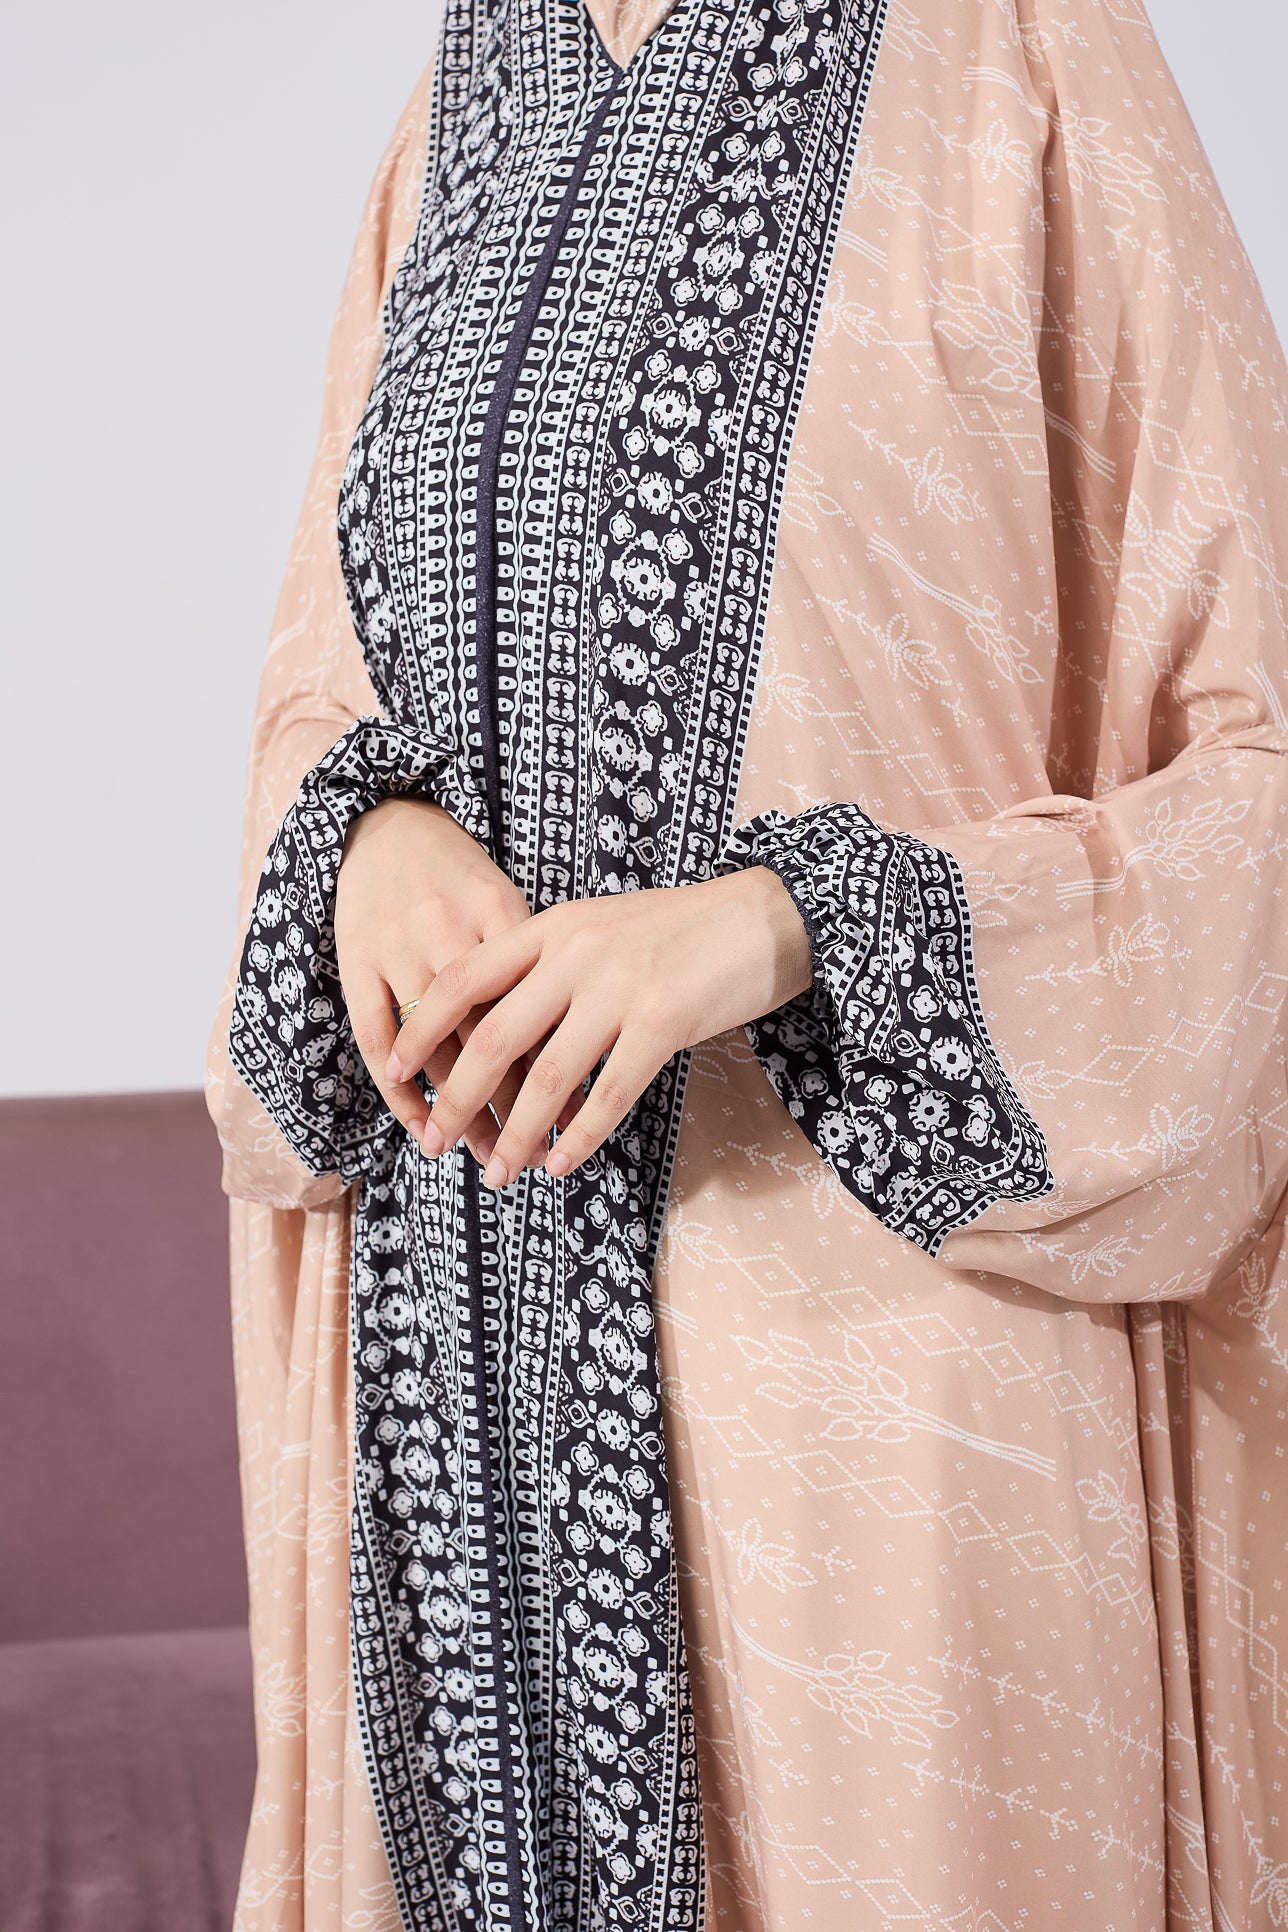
[385,866,814,1187]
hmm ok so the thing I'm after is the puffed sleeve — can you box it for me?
[713,804,1057,1254]
[204,61,440,1207]
[716,0,1288,1296]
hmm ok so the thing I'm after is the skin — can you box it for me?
[335,795,815,1186]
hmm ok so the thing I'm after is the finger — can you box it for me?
[390,950,498,1163]
[496,1030,569,1164]
[399,1014,501,1169]
[524,1022,588,1135]
[412,964,529,1168]
[480,1009,619,1188]
[396,979,458,1107]
[479,894,534,942]
[391,993,494,1159]
[462,1108,501,1167]
[487,1050,567,1178]
[388,923,545,1081]
[420,975,571,1158]
[489,1054,529,1132]
[376,969,493,1167]
[456,1073,504,1169]
[523,1041,584,1147]
[456,1031,509,1168]
[457,1004,529,1112]
[451,1011,523,1159]
[348,969,433,1142]
[404,1047,507,1171]
[544,1033,662,1179]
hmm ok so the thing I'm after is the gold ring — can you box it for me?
[396,997,420,1027]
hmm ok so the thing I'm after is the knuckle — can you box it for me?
[471,1016,509,1065]
[571,916,610,957]
[488,879,527,923]
[409,883,446,921]
[437,954,471,1002]
[595,1073,636,1119]
[529,1054,566,1099]
[407,902,445,946]
[537,901,581,944]
[634,993,676,1039]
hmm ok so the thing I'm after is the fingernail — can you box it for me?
[386,1050,403,1082]
[546,1147,571,1177]
[421,1120,444,1156]
[482,1154,508,1189]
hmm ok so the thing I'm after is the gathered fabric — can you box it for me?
[209,0,1288,1926]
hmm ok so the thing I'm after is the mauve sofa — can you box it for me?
[0,1092,255,1931]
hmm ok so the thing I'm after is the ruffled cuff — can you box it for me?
[228,715,489,1183]
[713,802,1054,1255]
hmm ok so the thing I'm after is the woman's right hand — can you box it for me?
[334,795,554,1167]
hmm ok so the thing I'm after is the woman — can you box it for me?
[206,0,1288,1925]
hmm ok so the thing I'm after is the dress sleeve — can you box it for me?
[715,0,1288,1297]
[204,61,441,1208]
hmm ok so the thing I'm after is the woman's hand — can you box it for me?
[334,796,572,1166]
[385,865,815,1186]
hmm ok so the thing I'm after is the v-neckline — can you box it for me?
[580,0,691,75]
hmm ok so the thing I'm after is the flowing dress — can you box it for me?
[206,0,1288,1926]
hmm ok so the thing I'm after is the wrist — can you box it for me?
[755,862,816,1004]
[711,862,814,1006]
[341,793,457,864]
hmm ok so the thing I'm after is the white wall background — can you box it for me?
[2,0,1285,1097]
